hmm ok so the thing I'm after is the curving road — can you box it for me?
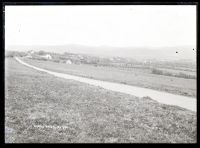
[15,57,196,112]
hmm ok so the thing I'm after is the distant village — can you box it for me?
[5,50,143,67]
[5,50,196,70]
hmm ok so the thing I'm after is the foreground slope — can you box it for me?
[5,58,196,143]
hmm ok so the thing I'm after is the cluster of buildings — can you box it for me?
[24,50,153,67]
[25,50,72,64]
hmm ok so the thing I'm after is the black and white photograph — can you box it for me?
[4,4,197,143]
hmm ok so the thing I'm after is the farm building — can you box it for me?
[66,60,72,64]
[143,60,152,65]
[25,54,32,58]
[41,54,52,60]
[30,50,35,54]
[27,50,35,54]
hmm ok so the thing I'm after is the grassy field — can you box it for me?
[158,68,196,76]
[5,58,196,143]
[22,58,196,97]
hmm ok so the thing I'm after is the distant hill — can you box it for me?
[6,44,196,62]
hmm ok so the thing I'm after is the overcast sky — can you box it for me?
[5,5,196,49]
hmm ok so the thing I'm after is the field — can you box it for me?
[22,58,196,97]
[5,58,196,143]
[158,68,196,76]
